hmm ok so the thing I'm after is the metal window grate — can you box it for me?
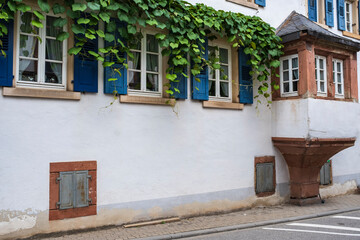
[256,162,275,194]
[320,162,331,185]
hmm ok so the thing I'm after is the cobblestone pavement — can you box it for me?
[40,194,360,240]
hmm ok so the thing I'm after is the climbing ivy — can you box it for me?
[0,0,283,104]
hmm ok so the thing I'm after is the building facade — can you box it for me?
[1,0,360,238]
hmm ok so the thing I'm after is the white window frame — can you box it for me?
[345,1,352,32]
[280,54,299,97]
[332,59,345,98]
[208,43,232,102]
[127,29,162,98]
[15,11,68,90]
[315,55,327,96]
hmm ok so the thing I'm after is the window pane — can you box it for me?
[220,65,228,80]
[292,57,298,68]
[19,59,38,82]
[333,71,335,83]
[146,34,158,53]
[128,71,141,90]
[320,82,325,92]
[45,62,62,84]
[209,80,215,96]
[146,73,159,91]
[315,68,318,79]
[219,48,228,64]
[283,71,289,81]
[320,70,324,80]
[208,46,216,60]
[337,73,341,83]
[19,35,38,58]
[282,59,289,70]
[220,82,229,97]
[129,52,141,70]
[129,38,141,50]
[146,54,159,72]
[46,39,62,61]
[319,59,324,69]
[293,80,298,92]
[209,68,215,80]
[46,16,62,37]
[283,82,289,93]
[292,70,299,80]
[20,12,38,34]
[338,85,342,94]
[337,62,341,72]
[315,58,317,68]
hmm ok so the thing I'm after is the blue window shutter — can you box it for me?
[74,24,98,92]
[191,38,209,100]
[104,20,127,95]
[255,0,266,7]
[170,62,187,99]
[308,0,317,21]
[337,0,345,30]
[325,0,334,27]
[238,48,253,104]
[0,20,14,87]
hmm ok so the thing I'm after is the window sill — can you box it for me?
[342,31,360,40]
[120,95,175,106]
[202,101,244,110]
[226,0,259,9]
[2,87,81,100]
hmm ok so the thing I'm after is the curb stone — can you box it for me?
[136,207,360,240]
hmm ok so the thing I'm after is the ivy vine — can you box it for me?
[0,0,283,104]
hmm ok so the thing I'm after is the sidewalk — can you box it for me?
[37,194,360,240]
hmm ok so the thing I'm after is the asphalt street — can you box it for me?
[184,210,360,240]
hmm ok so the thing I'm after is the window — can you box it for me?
[320,161,332,185]
[315,55,327,96]
[128,32,162,97]
[226,0,265,9]
[280,55,299,97]
[16,12,67,89]
[49,161,97,220]
[345,1,352,32]
[254,156,276,197]
[208,45,231,101]
[332,59,344,97]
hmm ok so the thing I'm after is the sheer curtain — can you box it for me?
[146,54,158,91]
[46,26,62,83]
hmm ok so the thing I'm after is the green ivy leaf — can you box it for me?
[33,10,45,20]
[127,25,136,34]
[146,19,158,26]
[17,4,31,13]
[96,30,105,38]
[38,0,50,13]
[155,33,166,40]
[85,33,96,40]
[7,1,16,12]
[53,18,67,28]
[72,3,87,12]
[77,18,90,24]
[31,20,43,28]
[103,62,115,67]
[56,32,69,41]
[71,24,85,34]
[108,3,120,11]
[68,47,81,55]
[87,2,100,11]
[99,12,110,23]
[52,3,65,14]
[105,33,115,42]
[170,42,178,49]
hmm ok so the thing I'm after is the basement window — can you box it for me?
[320,160,332,185]
[255,156,276,197]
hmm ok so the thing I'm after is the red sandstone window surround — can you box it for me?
[49,161,97,221]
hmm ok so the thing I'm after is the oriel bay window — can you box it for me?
[128,31,162,97]
[315,55,327,96]
[208,45,231,101]
[16,12,67,89]
[280,54,299,97]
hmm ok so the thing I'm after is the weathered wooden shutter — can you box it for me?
[337,0,345,30]
[325,0,334,27]
[256,163,274,194]
[59,172,74,209]
[104,19,127,95]
[308,0,318,21]
[74,171,89,208]
[238,48,253,104]
[320,162,331,185]
[0,20,14,87]
[58,171,90,209]
[74,22,98,93]
[255,0,266,7]
[191,38,209,100]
